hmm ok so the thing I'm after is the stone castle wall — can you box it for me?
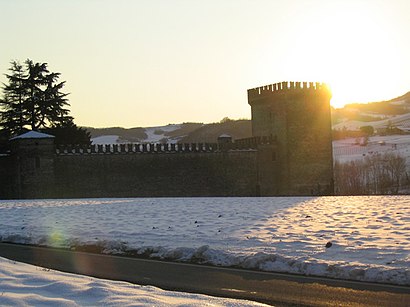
[0,155,13,199]
[53,148,260,198]
[0,81,334,199]
[0,138,278,199]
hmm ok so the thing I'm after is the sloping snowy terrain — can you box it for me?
[144,124,182,143]
[333,112,410,132]
[91,124,183,144]
[333,135,410,168]
[0,197,408,285]
[91,135,121,145]
[0,257,267,307]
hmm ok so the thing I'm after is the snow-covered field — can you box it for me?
[0,197,409,286]
[0,257,267,307]
[333,135,410,168]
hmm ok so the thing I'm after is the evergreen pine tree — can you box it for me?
[0,61,28,135]
[1,59,91,145]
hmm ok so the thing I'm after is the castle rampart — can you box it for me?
[247,81,329,101]
[0,135,279,199]
[55,136,274,156]
[56,143,220,155]
[0,81,334,199]
[53,149,260,198]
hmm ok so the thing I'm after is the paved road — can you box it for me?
[0,242,409,306]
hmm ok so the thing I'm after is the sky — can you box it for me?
[1,0,409,128]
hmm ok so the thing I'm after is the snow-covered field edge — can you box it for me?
[2,236,408,286]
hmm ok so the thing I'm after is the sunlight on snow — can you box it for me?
[0,196,409,285]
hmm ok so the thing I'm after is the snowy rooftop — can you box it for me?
[218,134,232,138]
[10,131,55,140]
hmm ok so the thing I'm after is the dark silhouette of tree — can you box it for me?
[23,59,72,130]
[1,59,90,145]
[44,121,91,146]
[334,152,407,195]
[0,61,27,135]
[0,59,73,135]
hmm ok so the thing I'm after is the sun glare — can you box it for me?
[280,1,403,109]
[325,3,403,108]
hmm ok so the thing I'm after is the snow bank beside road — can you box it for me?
[0,257,267,307]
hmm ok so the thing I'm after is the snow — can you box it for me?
[332,112,410,131]
[10,131,55,140]
[144,124,182,143]
[91,125,182,145]
[91,135,121,145]
[0,197,409,286]
[333,135,410,167]
[0,257,267,307]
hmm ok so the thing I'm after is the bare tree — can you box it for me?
[334,152,407,195]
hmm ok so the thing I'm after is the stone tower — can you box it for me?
[9,131,55,198]
[248,81,333,195]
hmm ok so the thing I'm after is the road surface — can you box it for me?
[0,242,409,306]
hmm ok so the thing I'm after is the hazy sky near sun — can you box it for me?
[1,0,410,128]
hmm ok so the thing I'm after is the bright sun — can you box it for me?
[324,7,402,108]
[277,1,404,109]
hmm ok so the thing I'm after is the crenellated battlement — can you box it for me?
[56,143,217,155]
[55,137,275,156]
[247,81,330,101]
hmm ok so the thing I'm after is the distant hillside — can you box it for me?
[178,119,252,143]
[86,120,252,144]
[345,91,410,114]
[85,127,147,142]
[332,91,410,132]
[332,91,410,124]
[86,123,202,144]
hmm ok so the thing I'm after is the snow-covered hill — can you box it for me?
[91,124,187,144]
[332,91,410,132]
[333,112,410,132]
[89,121,252,145]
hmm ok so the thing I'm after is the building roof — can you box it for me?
[218,134,232,138]
[10,131,55,141]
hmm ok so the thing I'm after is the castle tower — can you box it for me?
[248,81,333,195]
[10,131,56,198]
